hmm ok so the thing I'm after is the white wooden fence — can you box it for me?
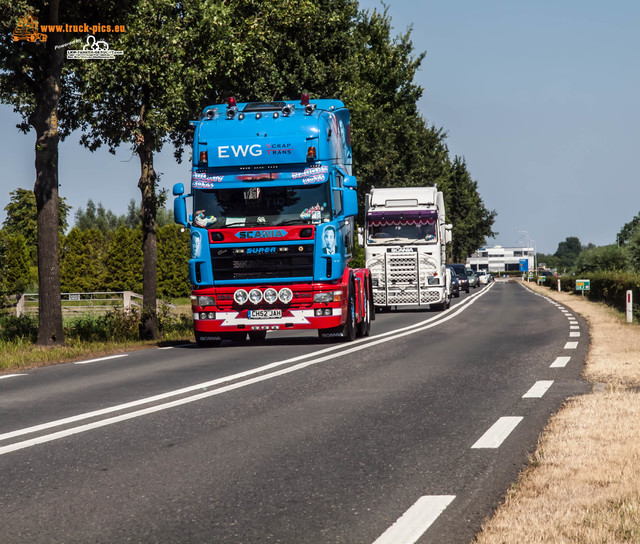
[15,291,175,317]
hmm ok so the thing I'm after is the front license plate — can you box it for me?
[247,309,282,319]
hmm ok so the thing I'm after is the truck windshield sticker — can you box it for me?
[322,225,337,255]
[291,166,329,179]
[192,172,224,189]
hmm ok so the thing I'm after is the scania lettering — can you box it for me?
[174,95,373,346]
[364,186,452,311]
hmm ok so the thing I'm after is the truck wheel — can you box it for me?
[357,295,371,337]
[248,330,267,343]
[342,290,357,341]
[318,288,357,342]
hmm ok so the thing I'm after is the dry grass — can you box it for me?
[474,281,640,543]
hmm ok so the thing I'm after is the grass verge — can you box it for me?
[474,280,640,543]
[0,308,194,373]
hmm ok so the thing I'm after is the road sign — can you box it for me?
[576,279,590,291]
[519,258,528,272]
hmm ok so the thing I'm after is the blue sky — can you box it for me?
[2,0,639,254]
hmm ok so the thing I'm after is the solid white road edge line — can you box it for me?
[372,495,456,544]
[0,374,28,380]
[471,417,523,449]
[0,285,496,452]
[522,380,554,398]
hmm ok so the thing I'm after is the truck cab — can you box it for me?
[174,95,372,345]
[364,186,452,311]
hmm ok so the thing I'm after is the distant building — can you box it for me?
[466,245,534,273]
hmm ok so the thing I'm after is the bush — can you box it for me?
[0,314,38,342]
[65,309,141,342]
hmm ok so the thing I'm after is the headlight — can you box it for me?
[278,288,293,304]
[249,288,263,304]
[314,290,342,303]
[263,288,278,304]
[197,295,215,306]
[428,276,440,285]
[234,289,249,305]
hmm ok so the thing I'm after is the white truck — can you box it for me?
[364,186,452,311]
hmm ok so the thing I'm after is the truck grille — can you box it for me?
[211,244,314,281]
[372,250,442,306]
[386,252,418,284]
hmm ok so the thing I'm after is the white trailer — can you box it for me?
[364,186,452,310]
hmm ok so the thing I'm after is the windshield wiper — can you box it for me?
[276,219,311,226]
[224,220,268,228]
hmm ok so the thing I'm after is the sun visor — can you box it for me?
[191,165,330,189]
[367,209,437,226]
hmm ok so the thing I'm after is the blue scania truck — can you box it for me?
[173,94,373,346]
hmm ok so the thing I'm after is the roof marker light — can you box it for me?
[227,96,238,119]
[301,93,310,106]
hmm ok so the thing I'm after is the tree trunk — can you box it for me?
[32,0,64,346]
[137,102,159,340]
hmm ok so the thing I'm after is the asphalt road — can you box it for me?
[0,281,590,543]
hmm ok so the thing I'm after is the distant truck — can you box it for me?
[364,186,452,311]
[173,95,373,346]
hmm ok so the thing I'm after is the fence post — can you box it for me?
[123,291,131,313]
[16,294,25,317]
[557,279,561,292]
[627,290,633,324]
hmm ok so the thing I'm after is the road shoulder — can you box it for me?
[474,280,640,543]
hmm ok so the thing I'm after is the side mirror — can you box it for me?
[343,189,358,217]
[445,224,453,245]
[174,196,188,227]
[343,175,357,188]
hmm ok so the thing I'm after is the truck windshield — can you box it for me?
[367,222,437,244]
[192,183,332,228]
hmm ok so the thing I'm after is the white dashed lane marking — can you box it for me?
[471,417,523,449]
[564,341,579,349]
[373,495,456,544]
[551,356,571,368]
[523,380,554,398]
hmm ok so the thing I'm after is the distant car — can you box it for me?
[446,265,460,298]
[466,269,479,288]
[449,264,470,293]
[477,271,490,284]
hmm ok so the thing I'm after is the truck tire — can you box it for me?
[357,292,372,337]
[342,290,357,341]
[318,286,357,342]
